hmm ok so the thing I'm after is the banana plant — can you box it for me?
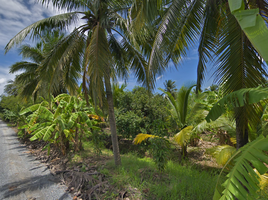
[19,93,100,155]
[228,0,268,63]
[204,87,268,199]
[214,135,268,200]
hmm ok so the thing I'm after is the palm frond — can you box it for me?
[229,0,268,63]
[133,133,158,145]
[174,126,193,147]
[147,0,204,89]
[5,12,79,52]
[19,44,44,63]
[206,87,268,122]
[196,0,219,91]
[131,0,159,32]
[214,6,267,95]
[108,34,128,80]
[111,28,149,89]
[176,85,196,125]
[159,88,180,122]
[86,24,112,102]
[37,0,90,11]
[9,62,39,74]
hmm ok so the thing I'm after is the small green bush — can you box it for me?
[149,137,171,171]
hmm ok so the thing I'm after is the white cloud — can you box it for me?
[156,75,163,81]
[0,78,7,84]
[0,65,18,94]
[0,0,65,95]
[0,0,69,49]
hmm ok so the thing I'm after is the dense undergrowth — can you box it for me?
[66,139,219,199]
[2,85,268,199]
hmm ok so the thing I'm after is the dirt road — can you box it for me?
[0,120,72,200]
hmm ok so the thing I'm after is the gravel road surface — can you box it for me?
[0,120,72,200]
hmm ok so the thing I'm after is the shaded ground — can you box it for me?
[0,120,72,200]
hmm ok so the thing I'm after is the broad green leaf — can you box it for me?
[91,126,101,131]
[19,104,40,115]
[228,0,243,12]
[206,87,268,122]
[30,127,47,141]
[18,124,29,129]
[64,129,70,138]
[43,124,56,141]
[215,135,268,200]
[54,93,71,102]
[212,145,236,166]
[54,132,59,139]
[174,126,193,147]
[229,0,268,63]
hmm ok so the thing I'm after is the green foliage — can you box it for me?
[160,84,217,157]
[214,135,268,200]
[209,145,236,166]
[19,93,99,154]
[229,0,268,63]
[115,87,169,138]
[115,110,142,139]
[0,95,31,125]
[112,82,127,108]
[206,87,268,122]
[133,134,171,170]
[7,30,80,101]
[106,155,217,199]
[163,80,177,97]
[90,130,106,156]
[149,137,171,171]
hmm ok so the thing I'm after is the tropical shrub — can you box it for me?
[19,93,100,155]
[0,95,31,125]
[90,130,106,156]
[134,134,171,171]
[115,110,142,139]
[149,137,171,171]
[115,87,170,138]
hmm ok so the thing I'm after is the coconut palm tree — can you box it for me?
[8,30,80,102]
[4,80,21,96]
[112,82,127,108]
[163,80,177,97]
[5,0,149,166]
[132,0,268,149]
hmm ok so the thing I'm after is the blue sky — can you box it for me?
[0,0,214,95]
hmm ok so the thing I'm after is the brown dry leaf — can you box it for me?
[8,185,17,191]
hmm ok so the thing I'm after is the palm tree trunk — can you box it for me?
[235,107,249,149]
[104,77,121,166]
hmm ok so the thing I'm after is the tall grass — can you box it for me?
[104,154,218,199]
